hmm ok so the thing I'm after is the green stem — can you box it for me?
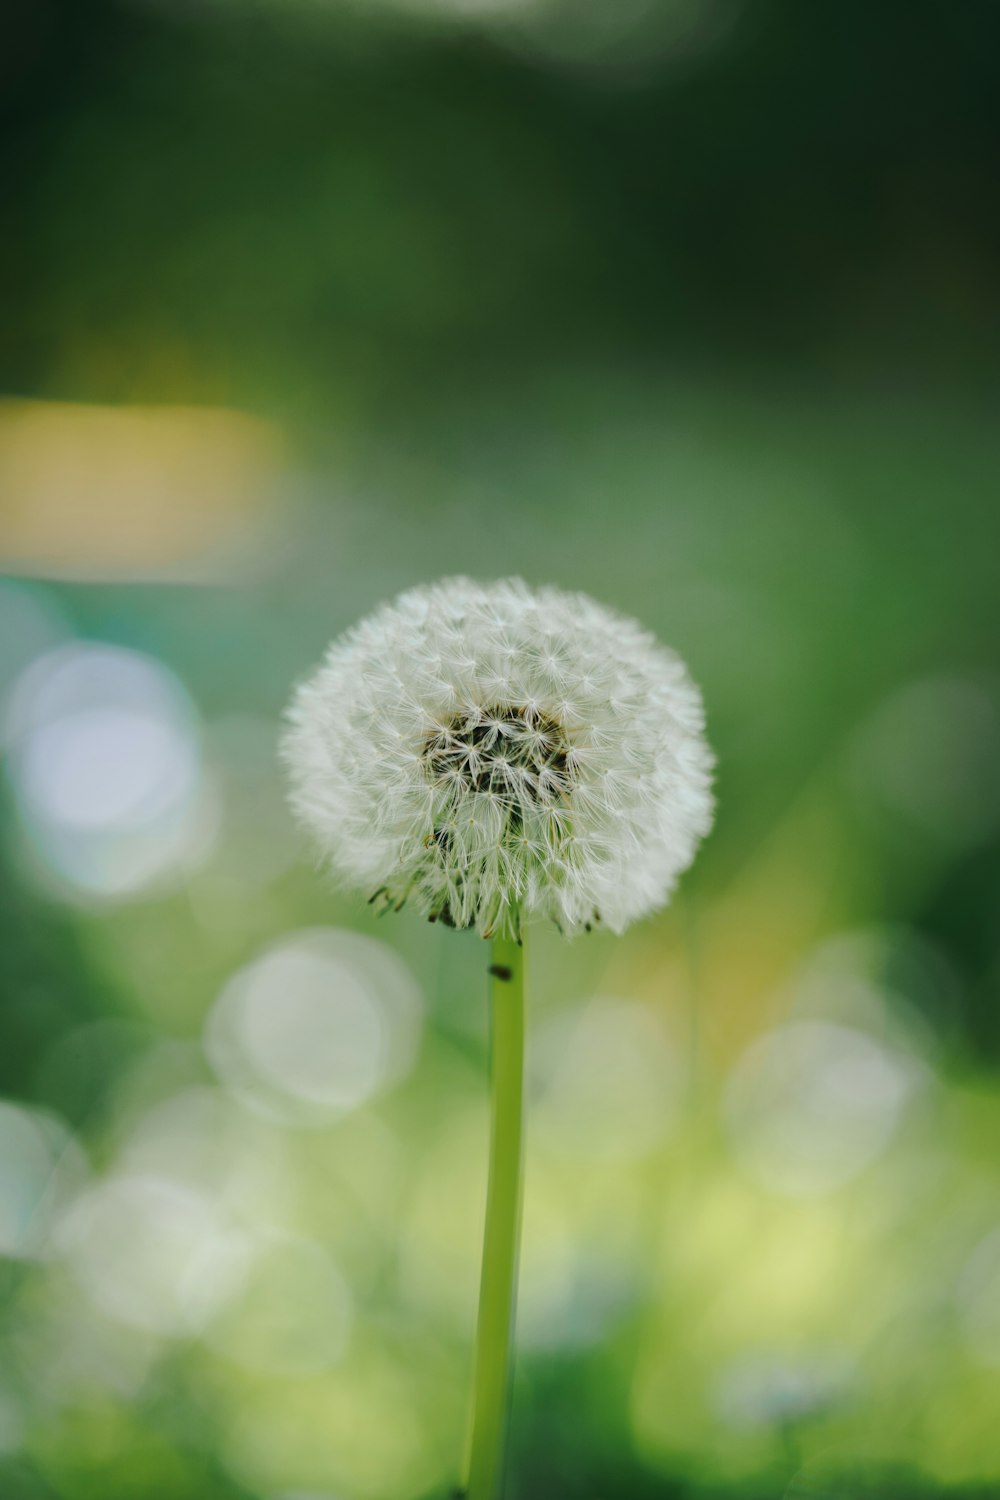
[462,929,525,1500]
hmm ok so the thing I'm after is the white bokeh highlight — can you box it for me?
[724,1021,922,1197]
[116,1085,294,1227]
[0,1100,88,1261]
[714,1349,853,1430]
[2,641,214,899]
[205,929,423,1127]
[56,1174,250,1336]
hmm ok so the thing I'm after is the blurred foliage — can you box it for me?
[2,1,1000,1498]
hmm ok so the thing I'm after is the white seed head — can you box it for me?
[282,577,714,939]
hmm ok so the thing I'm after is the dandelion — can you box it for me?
[282,577,713,1499]
[284,577,713,941]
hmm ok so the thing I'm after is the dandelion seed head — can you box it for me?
[283,577,714,938]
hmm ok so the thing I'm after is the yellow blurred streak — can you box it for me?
[0,400,286,581]
[679,793,868,1068]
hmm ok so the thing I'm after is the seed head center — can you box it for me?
[424,704,571,805]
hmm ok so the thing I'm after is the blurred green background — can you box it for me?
[2,1,1000,1496]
